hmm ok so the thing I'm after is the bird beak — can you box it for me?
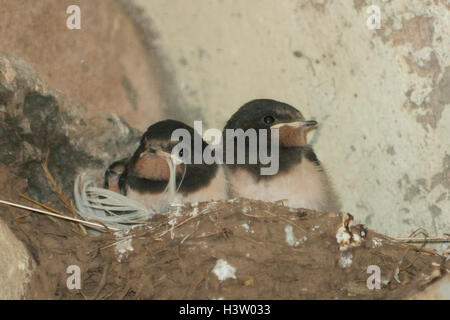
[147,146,170,158]
[270,119,318,130]
[154,149,171,158]
[145,146,183,165]
[154,149,183,165]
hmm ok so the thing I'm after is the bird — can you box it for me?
[222,99,341,212]
[104,157,129,194]
[117,119,228,210]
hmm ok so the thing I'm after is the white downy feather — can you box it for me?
[74,156,185,230]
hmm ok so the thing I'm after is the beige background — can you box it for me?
[135,0,449,239]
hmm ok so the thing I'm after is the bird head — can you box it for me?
[224,99,318,148]
[124,120,217,194]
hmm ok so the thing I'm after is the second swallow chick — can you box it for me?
[117,120,227,210]
[104,158,129,194]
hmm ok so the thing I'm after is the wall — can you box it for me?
[136,0,449,238]
[0,0,169,130]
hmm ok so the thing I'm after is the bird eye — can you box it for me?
[263,115,275,125]
[179,149,184,157]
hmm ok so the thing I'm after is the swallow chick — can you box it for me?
[119,119,227,210]
[104,158,129,193]
[223,99,341,212]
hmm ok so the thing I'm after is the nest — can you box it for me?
[1,153,449,299]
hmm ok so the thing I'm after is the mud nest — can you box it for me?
[5,197,446,300]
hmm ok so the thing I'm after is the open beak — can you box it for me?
[270,119,318,130]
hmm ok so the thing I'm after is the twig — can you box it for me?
[99,236,132,251]
[234,234,265,247]
[392,237,450,243]
[263,210,306,233]
[381,234,438,255]
[20,193,109,234]
[408,227,429,238]
[156,207,211,239]
[241,211,271,219]
[389,227,450,243]
[42,149,87,234]
[0,199,118,232]
[19,193,62,226]
[381,226,449,252]
[7,206,34,245]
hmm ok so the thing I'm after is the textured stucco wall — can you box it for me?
[136,0,449,238]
